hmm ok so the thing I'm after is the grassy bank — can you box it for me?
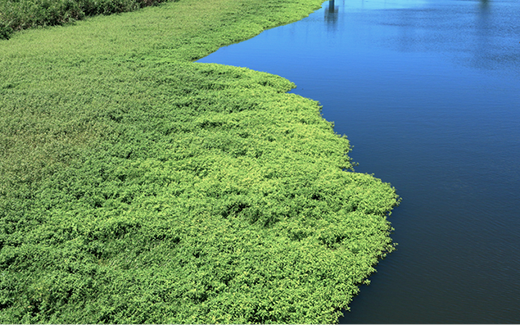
[0,0,175,39]
[0,0,399,323]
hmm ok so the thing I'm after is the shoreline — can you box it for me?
[0,0,399,323]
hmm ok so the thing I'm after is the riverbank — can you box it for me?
[0,0,399,322]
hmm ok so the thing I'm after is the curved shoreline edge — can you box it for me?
[0,0,399,323]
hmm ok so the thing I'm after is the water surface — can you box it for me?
[197,0,520,322]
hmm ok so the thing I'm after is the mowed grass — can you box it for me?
[0,0,400,323]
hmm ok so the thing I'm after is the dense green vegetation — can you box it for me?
[0,0,174,39]
[0,0,399,322]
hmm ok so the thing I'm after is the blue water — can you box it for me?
[197,0,520,322]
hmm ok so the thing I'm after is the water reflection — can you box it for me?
[350,0,520,72]
[474,0,492,68]
[324,0,339,29]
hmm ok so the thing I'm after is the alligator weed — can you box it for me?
[0,0,400,323]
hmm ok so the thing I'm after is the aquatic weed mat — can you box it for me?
[0,0,399,323]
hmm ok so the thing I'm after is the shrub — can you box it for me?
[0,21,13,39]
[0,0,175,38]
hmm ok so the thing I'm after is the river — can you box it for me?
[197,0,520,322]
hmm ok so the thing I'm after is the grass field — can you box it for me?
[0,0,400,322]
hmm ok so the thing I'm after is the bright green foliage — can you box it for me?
[0,0,399,323]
